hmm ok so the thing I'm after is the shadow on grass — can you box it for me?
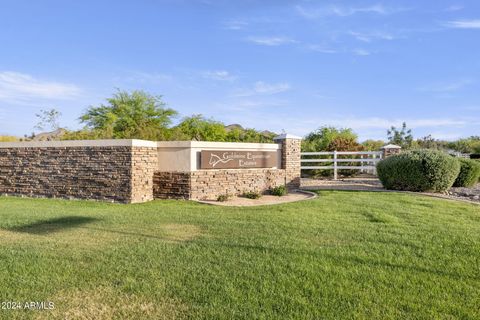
[8,216,100,235]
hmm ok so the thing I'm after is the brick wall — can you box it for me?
[0,146,133,202]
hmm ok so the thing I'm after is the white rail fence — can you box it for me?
[301,151,383,180]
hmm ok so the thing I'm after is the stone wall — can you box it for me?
[0,146,133,202]
[275,135,302,189]
[190,169,286,200]
[153,169,286,200]
[153,172,191,200]
[131,147,159,203]
[0,136,302,203]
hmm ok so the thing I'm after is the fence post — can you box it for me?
[333,150,338,180]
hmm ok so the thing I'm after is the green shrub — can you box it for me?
[217,194,230,202]
[243,191,262,199]
[377,149,460,192]
[270,185,288,196]
[453,158,480,187]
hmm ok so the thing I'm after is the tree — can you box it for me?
[35,108,62,132]
[362,139,385,151]
[447,136,480,154]
[173,115,227,141]
[387,122,413,149]
[79,90,177,140]
[327,136,363,151]
[416,135,447,150]
[302,126,358,151]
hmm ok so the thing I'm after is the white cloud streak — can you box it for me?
[306,45,338,53]
[349,31,396,42]
[233,81,291,97]
[224,19,248,30]
[202,70,236,81]
[285,116,477,137]
[445,19,480,29]
[419,79,473,92]
[444,5,464,12]
[295,4,405,19]
[353,48,371,56]
[246,36,296,46]
[0,71,81,103]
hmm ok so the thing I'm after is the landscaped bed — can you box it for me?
[0,191,479,319]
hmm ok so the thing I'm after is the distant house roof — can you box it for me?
[381,144,402,149]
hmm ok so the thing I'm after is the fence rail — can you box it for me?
[301,151,383,180]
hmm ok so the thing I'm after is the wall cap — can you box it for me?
[273,133,303,140]
[0,139,158,148]
[157,140,280,150]
[0,139,281,150]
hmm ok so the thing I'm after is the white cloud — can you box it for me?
[306,45,338,54]
[202,70,236,81]
[419,79,473,92]
[445,5,464,12]
[224,19,248,30]
[353,48,371,56]
[286,116,475,137]
[445,19,480,29]
[233,81,291,97]
[223,99,288,111]
[321,117,468,130]
[429,132,463,140]
[0,71,81,103]
[246,36,296,46]
[119,71,172,84]
[349,31,396,42]
[296,4,405,19]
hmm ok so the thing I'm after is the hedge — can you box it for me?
[377,149,460,192]
[453,158,480,187]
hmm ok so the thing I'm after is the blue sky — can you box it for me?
[0,0,479,141]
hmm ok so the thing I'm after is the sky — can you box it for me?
[0,0,479,141]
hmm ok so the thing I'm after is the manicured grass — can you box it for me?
[0,192,479,319]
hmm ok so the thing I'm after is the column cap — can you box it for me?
[273,133,303,141]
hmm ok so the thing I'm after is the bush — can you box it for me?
[270,185,288,196]
[243,191,262,199]
[377,149,460,192]
[217,194,230,202]
[470,154,480,159]
[453,158,480,187]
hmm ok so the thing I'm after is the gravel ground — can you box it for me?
[448,183,480,202]
[197,191,316,206]
[301,178,480,204]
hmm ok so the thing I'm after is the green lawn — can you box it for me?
[0,192,479,319]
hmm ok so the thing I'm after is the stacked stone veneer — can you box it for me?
[131,146,158,203]
[153,172,191,199]
[0,146,133,202]
[190,169,285,200]
[0,136,302,203]
[154,169,286,201]
[0,141,158,203]
[275,137,302,189]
